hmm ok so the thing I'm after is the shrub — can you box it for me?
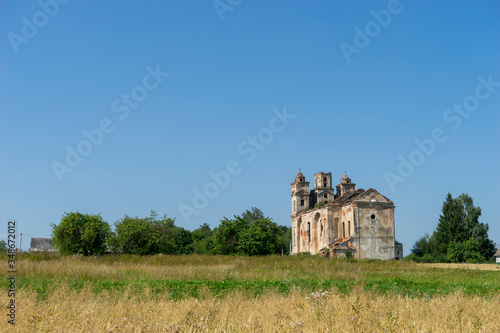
[0,240,7,253]
[110,211,182,255]
[51,212,111,256]
[314,201,325,208]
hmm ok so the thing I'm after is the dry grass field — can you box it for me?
[6,284,500,332]
[418,263,500,271]
[2,254,499,332]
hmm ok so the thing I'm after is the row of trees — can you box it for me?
[51,207,291,256]
[407,193,496,263]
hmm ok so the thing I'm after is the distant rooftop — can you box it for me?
[30,237,56,252]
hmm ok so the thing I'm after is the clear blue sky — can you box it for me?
[1,1,499,255]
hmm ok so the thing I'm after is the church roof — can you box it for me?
[356,188,393,203]
[324,188,392,206]
[340,173,352,184]
[334,189,365,203]
[494,249,500,258]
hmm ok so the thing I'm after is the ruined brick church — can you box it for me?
[291,171,402,259]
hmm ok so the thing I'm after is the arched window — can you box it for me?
[342,222,345,238]
[307,222,311,242]
[348,221,351,237]
[312,212,321,239]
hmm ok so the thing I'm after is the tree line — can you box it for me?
[407,193,496,263]
[50,207,292,256]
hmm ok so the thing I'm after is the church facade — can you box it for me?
[291,171,402,259]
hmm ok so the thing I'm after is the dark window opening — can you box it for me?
[323,177,327,187]
[307,222,311,242]
[342,222,345,238]
[371,214,376,220]
[301,200,304,206]
[324,193,328,198]
[348,221,351,236]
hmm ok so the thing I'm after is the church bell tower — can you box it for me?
[291,171,310,215]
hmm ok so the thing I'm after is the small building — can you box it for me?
[494,249,500,264]
[395,241,404,260]
[30,238,56,252]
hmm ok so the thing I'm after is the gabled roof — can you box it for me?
[30,237,55,252]
[354,188,393,203]
[333,188,365,204]
[324,188,392,207]
[494,249,500,258]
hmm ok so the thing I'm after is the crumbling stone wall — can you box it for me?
[355,202,395,260]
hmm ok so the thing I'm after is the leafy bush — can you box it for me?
[109,211,187,255]
[173,227,193,254]
[406,252,446,263]
[278,225,292,255]
[51,212,111,256]
[212,208,285,256]
[238,218,281,255]
[0,240,7,253]
[212,217,246,255]
[314,201,325,208]
[192,223,214,254]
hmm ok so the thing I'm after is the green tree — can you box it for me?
[410,233,434,257]
[212,217,247,255]
[446,239,484,263]
[455,194,496,260]
[212,208,290,256]
[238,218,281,255]
[434,193,464,255]
[51,212,111,256]
[110,211,178,255]
[172,227,193,254]
[0,240,7,253]
[192,223,214,254]
[278,225,292,254]
[241,207,265,224]
[409,193,495,263]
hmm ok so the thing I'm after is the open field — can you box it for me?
[418,263,500,271]
[1,254,499,332]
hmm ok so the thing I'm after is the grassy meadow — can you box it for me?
[1,253,499,332]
